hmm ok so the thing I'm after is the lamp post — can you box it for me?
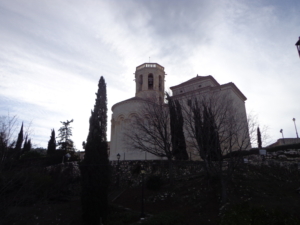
[296,37,300,58]
[293,118,299,139]
[280,129,285,144]
[140,166,146,219]
[117,153,120,188]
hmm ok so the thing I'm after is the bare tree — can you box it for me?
[126,97,172,159]
[124,96,177,182]
[245,113,271,148]
[0,114,18,165]
[180,91,253,203]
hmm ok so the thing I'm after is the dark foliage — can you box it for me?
[20,151,42,160]
[47,129,56,155]
[167,93,188,160]
[146,175,163,191]
[80,76,109,225]
[131,163,141,175]
[224,148,258,158]
[22,135,32,153]
[14,123,24,159]
[193,101,221,162]
[220,203,300,225]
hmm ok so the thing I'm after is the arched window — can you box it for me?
[139,75,143,91]
[148,74,153,90]
[159,75,162,91]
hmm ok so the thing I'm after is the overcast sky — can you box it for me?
[1,0,300,150]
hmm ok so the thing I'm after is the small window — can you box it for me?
[148,74,153,90]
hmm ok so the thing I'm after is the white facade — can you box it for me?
[170,75,251,156]
[110,63,166,160]
[109,63,250,161]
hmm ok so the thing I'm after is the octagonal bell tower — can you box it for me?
[135,63,165,102]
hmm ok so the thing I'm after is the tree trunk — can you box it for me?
[220,175,227,205]
[168,159,174,185]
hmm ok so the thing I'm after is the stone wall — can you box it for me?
[110,160,204,188]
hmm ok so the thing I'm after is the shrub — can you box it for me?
[20,151,43,159]
[131,164,141,176]
[220,203,300,225]
[146,175,163,191]
[107,205,139,225]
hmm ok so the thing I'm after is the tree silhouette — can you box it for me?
[14,123,23,159]
[80,76,109,225]
[47,129,56,155]
[57,120,74,152]
[167,93,188,160]
[257,127,262,149]
[22,135,31,153]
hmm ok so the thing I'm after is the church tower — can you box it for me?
[135,63,165,103]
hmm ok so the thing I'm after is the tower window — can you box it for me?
[148,74,153,90]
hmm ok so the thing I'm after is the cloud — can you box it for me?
[0,0,300,148]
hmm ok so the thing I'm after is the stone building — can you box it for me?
[109,63,250,161]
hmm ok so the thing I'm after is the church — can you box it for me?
[109,63,250,161]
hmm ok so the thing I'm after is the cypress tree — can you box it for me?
[174,100,188,160]
[191,100,221,173]
[202,105,221,161]
[47,129,56,155]
[257,127,262,149]
[80,76,109,225]
[166,93,188,160]
[15,123,24,159]
[22,135,31,153]
[23,138,31,153]
[26,139,31,152]
[22,135,28,154]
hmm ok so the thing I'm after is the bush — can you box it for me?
[107,204,139,225]
[20,151,43,159]
[146,175,163,191]
[131,164,141,176]
[220,203,300,225]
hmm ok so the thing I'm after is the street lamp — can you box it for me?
[117,153,120,188]
[296,37,300,58]
[293,118,299,138]
[280,129,285,144]
[140,165,146,219]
